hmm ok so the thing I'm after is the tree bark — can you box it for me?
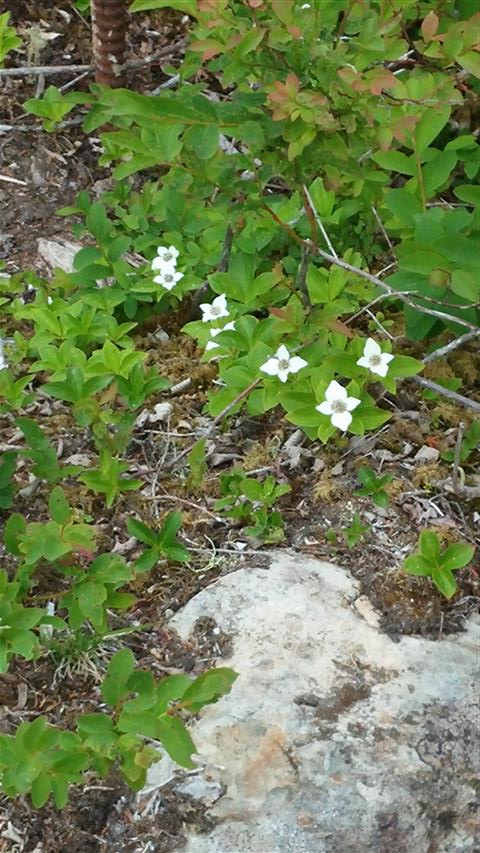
[91,0,128,88]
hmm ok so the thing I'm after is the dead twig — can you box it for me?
[0,40,186,79]
[302,184,338,258]
[409,375,480,413]
[422,329,480,364]
[166,378,261,471]
[263,206,480,332]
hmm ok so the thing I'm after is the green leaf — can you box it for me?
[403,554,432,576]
[181,667,238,713]
[372,150,417,176]
[127,517,156,545]
[31,773,51,808]
[440,542,475,572]
[160,511,183,542]
[48,486,72,526]
[101,648,136,706]
[414,106,450,153]
[431,567,457,599]
[419,530,441,565]
[184,125,219,159]
[156,716,197,769]
[129,0,198,14]
[4,513,26,555]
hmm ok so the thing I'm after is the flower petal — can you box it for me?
[364,338,381,358]
[288,356,308,374]
[325,380,347,402]
[277,368,289,383]
[260,357,280,376]
[316,401,333,416]
[331,410,352,431]
[370,362,389,378]
[356,356,371,370]
[213,294,227,311]
[345,395,361,411]
[276,344,290,361]
[205,339,219,351]
[200,303,214,321]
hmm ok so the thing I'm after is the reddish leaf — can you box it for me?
[421,11,439,42]
[288,26,302,40]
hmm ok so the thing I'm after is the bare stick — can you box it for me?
[422,329,480,364]
[166,378,261,471]
[372,205,395,253]
[409,376,480,413]
[0,41,187,79]
[263,206,480,332]
[302,185,339,258]
[310,243,480,332]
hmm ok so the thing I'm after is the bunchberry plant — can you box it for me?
[341,513,369,549]
[215,470,290,543]
[354,466,394,509]
[403,531,475,599]
[127,512,191,571]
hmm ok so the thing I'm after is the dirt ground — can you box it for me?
[0,2,479,851]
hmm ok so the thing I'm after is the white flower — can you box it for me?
[205,321,236,351]
[153,269,184,291]
[200,293,229,322]
[0,338,6,371]
[356,338,394,378]
[316,380,361,431]
[152,245,179,271]
[260,344,308,383]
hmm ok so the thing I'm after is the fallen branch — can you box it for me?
[166,377,261,470]
[0,40,187,79]
[422,329,480,364]
[263,206,480,333]
[409,375,480,413]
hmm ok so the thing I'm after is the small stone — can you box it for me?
[64,453,91,467]
[414,445,440,464]
[151,402,173,423]
[353,595,381,629]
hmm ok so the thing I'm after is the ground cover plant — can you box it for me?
[0,0,479,843]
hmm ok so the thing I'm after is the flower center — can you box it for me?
[331,400,347,413]
[212,306,221,315]
[163,252,173,262]
[164,274,173,282]
[369,354,382,366]
[278,359,290,371]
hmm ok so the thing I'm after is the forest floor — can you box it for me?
[0,2,479,851]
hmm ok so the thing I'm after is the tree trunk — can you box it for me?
[91,0,128,88]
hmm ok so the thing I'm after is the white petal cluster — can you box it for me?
[205,321,236,351]
[356,338,394,378]
[200,293,230,323]
[260,345,308,383]
[316,380,360,432]
[152,244,183,291]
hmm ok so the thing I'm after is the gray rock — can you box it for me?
[414,445,441,464]
[37,238,81,273]
[144,552,479,853]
